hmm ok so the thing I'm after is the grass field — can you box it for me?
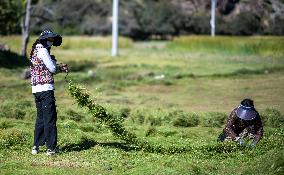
[0,36,284,174]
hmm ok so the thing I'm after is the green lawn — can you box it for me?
[0,36,284,174]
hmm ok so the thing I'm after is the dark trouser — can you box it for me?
[33,90,57,150]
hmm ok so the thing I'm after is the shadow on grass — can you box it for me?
[61,138,136,153]
[67,60,97,72]
[0,49,96,71]
[0,50,28,68]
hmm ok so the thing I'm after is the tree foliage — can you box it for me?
[0,0,22,35]
[1,0,284,39]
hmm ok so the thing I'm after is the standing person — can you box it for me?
[30,30,68,155]
[218,98,263,147]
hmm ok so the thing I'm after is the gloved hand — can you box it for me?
[249,140,257,148]
[50,55,57,61]
[59,63,69,73]
[235,137,246,146]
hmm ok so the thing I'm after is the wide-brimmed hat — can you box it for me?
[39,30,62,46]
[236,104,257,120]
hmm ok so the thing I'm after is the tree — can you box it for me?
[127,0,181,40]
[0,0,21,35]
[21,0,32,57]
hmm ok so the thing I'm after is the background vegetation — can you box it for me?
[1,0,284,39]
[0,36,284,174]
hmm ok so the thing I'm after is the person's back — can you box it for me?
[218,98,263,147]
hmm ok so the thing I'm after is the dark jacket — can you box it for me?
[223,108,263,143]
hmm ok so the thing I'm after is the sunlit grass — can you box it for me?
[168,35,284,57]
[60,36,133,50]
[0,35,133,55]
[0,36,284,174]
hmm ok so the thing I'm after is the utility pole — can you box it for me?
[210,0,217,37]
[112,0,119,57]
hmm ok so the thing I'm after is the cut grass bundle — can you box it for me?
[67,80,194,154]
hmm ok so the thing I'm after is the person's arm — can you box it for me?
[252,114,263,145]
[37,48,57,73]
[224,110,246,145]
[224,109,238,140]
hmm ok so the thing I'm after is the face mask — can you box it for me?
[47,41,53,47]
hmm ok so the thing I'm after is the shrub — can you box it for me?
[0,120,13,129]
[65,109,85,122]
[145,126,157,137]
[261,108,284,128]
[201,112,227,128]
[161,129,177,137]
[147,116,163,126]
[219,11,261,35]
[129,110,145,124]
[0,100,32,120]
[268,15,284,35]
[143,108,171,126]
[168,109,189,120]
[119,108,131,118]
[79,124,95,132]
[172,111,199,127]
[103,106,131,125]
[0,128,28,148]
[61,120,78,129]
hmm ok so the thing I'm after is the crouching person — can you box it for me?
[218,98,263,147]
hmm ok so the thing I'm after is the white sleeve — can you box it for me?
[37,48,57,73]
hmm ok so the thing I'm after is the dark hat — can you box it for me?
[236,104,257,120]
[39,30,62,46]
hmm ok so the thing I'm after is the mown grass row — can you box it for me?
[64,80,284,154]
[1,96,283,129]
[1,119,283,155]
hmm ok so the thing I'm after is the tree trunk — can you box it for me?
[21,0,31,57]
